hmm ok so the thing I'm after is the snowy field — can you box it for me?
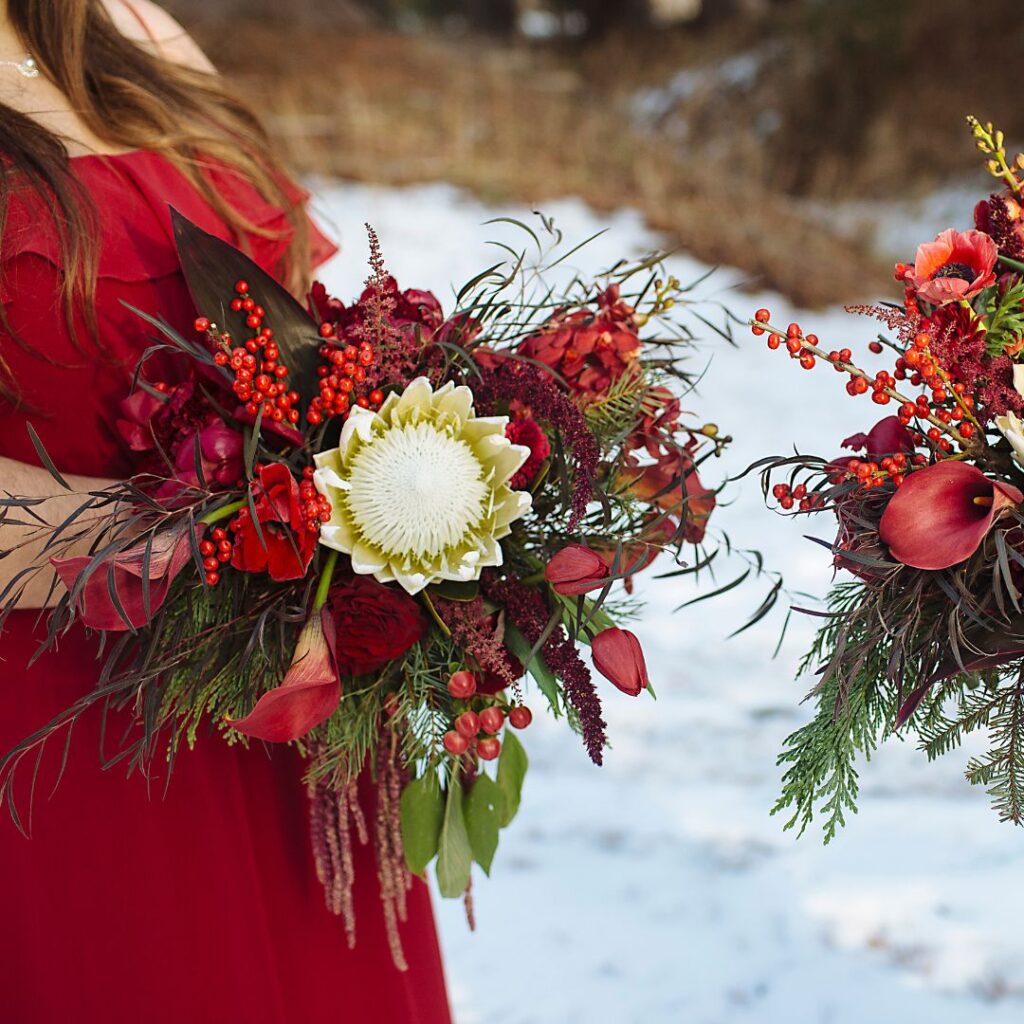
[313,181,1024,1024]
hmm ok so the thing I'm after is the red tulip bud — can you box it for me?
[545,544,610,596]
[591,627,649,697]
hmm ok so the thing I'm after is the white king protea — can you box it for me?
[313,377,533,594]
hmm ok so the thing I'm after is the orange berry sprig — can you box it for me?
[750,309,984,461]
[306,321,384,426]
[201,280,302,426]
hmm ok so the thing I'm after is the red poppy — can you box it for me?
[51,520,199,632]
[878,461,1023,570]
[908,228,998,306]
[228,609,340,743]
[591,627,649,697]
[231,463,317,581]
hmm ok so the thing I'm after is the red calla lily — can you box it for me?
[591,627,649,696]
[51,521,199,631]
[228,609,340,743]
[878,462,1023,570]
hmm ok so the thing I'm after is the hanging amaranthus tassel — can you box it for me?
[374,728,413,972]
[307,745,365,948]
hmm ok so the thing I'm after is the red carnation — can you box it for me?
[505,417,551,489]
[328,574,426,676]
[908,229,997,306]
[231,463,317,581]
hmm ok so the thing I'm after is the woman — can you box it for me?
[0,3,452,1021]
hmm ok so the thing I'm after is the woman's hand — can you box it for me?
[0,456,120,610]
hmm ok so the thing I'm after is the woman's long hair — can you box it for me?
[0,0,310,399]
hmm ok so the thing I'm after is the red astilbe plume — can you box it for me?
[472,360,599,530]
[846,303,923,348]
[435,597,523,692]
[482,571,607,765]
[927,302,1023,421]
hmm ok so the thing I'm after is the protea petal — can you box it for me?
[51,522,198,631]
[878,462,1023,570]
[228,610,340,743]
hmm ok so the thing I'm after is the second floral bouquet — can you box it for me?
[1,210,728,964]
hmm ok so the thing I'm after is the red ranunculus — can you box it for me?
[908,228,998,306]
[879,461,1023,570]
[591,627,649,696]
[328,574,427,676]
[505,417,551,489]
[231,463,317,581]
[545,544,610,596]
[229,608,340,742]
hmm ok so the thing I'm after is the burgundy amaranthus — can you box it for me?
[482,571,607,765]
[473,361,599,530]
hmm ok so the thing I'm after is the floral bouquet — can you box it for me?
[1,208,734,963]
[755,118,1024,840]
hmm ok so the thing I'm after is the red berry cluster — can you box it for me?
[199,526,235,586]
[300,466,332,533]
[441,670,532,762]
[306,323,384,425]
[751,308,983,474]
[770,482,826,511]
[203,280,301,426]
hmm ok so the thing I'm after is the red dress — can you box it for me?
[0,152,452,1024]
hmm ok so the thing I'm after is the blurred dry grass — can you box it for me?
[189,4,1024,307]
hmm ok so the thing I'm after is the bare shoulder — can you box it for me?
[101,0,217,73]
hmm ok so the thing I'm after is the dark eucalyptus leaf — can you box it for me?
[169,208,321,407]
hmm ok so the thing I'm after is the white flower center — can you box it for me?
[345,421,489,558]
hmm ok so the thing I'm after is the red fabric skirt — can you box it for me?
[0,615,452,1024]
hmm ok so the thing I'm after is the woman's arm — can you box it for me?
[0,456,118,610]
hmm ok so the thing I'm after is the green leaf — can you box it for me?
[504,623,560,715]
[464,774,502,875]
[436,775,473,898]
[399,771,445,876]
[429,579,481,602]
[496,731,528,828]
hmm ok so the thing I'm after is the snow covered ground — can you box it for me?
[312,181,1024,1024]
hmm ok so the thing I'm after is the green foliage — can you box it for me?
[436,772,473,897]
[981,280,1024,357]
[464,774,503,875]
[399,770,445,875]
[496,731,528,826]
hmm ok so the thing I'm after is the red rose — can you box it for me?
[328,574,427,676]
[231,463,317,581]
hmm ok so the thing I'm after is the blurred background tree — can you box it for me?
[162,0,1024,307]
